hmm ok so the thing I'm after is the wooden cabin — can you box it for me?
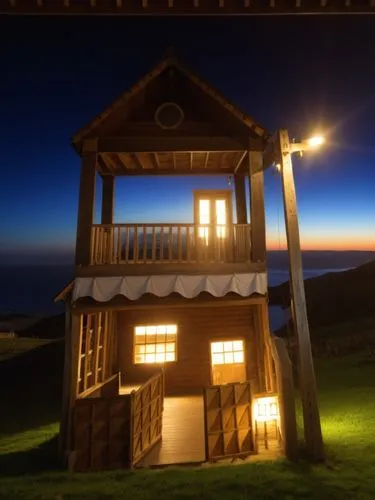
[57,55,296,472]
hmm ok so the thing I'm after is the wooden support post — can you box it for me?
[278,129,324,462]
[101,175,115,224]
[101,175,115,264]
[249,150,266,262]
[270,336,298,461]
[75,153,97,266]
[234,175,247,224]
[59,310,81,464]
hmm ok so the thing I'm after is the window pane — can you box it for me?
[212,353,224,365]
[199,199,210,224]
[135,326,146,336]
[165,352,175,362]
[166,343,175,352]
[234,351,244,363]
[166,325,177,334]
[233,340,244,351]
[211,342,223,354]
[155,353,165,363]
[156,344,165,353]
[216,200,226,225]
[146,326,157,335]
[223,341,233,352]
[224,352,234,364]
[146,353,157,363]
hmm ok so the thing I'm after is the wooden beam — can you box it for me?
[4,0,375,15]
[86,136,258,153]
[101,176,114,224]
[153,153,161,169]
[204,152,209,169]
[249,150,266,262]
[234,175,247,224]
[75,153,96,266]
[100,153,116,173]
[278,128,324,462]
[101,167,246,176]
[234,151,247,174]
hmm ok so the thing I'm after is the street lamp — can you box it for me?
[276,129,325,462]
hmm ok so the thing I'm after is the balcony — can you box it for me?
[87,223,255,274]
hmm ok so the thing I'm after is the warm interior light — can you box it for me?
[134,324,177,364]
[253,394,279,422]
[211,340,244,365]
[199,199,210,242]
[306,135,325,148]
[216,199,227,238]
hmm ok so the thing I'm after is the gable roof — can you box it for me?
[72,55,268,146]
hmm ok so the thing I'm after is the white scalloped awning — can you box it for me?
[72,273,267,302]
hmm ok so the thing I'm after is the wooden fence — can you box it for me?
[72,374,132,472]
[71,371,164,471]
[131,370,165,467]
[91,223,251,265]
[203,381,255,462]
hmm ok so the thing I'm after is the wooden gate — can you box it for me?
[72,393,132,471]
[203,381,255,461]
[130,370,165,467]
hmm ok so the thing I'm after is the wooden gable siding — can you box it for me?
[79,65,261,145]
[117,303,263,395]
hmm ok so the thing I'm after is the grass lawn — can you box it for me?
[1,350,375,499]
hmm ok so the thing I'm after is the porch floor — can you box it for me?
[139,395,206,467]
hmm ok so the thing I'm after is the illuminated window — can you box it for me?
[216,199,226,238]
[211,340,244,365]
[134,324,177,364]
[199,199,210,241]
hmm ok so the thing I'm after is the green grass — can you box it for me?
[0,337,53,361]
[1,352,375,499]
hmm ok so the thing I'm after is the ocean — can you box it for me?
[0,264,352,331]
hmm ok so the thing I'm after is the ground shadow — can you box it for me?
[0,435,61,476]
[0,340,65,475]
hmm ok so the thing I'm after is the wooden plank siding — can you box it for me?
[117,303,264,395]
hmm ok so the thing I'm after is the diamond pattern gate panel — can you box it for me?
[72,394,132,472]
[131,370,165,467]
[203,382,255,461]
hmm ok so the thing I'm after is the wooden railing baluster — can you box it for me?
[89,222,252,266]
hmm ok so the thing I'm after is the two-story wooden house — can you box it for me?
[57,55,294,472]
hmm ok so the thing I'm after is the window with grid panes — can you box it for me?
[210,340,244,365]
[133,324,177,364]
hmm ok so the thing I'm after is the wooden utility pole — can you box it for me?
[278,129,324,462]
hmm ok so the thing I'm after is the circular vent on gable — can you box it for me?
[155,102,184,130]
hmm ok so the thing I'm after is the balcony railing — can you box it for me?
[90,223,251,265]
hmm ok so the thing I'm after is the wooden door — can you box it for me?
[193,190,233,261]
[210,339,247,386]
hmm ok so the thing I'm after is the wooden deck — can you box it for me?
[138,395,206,467]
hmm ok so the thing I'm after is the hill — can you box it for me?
[20,313,65,339]
[269,259,375,329]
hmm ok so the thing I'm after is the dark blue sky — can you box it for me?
[1,15,375,263]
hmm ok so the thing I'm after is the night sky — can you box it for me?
[1,15,375,264]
